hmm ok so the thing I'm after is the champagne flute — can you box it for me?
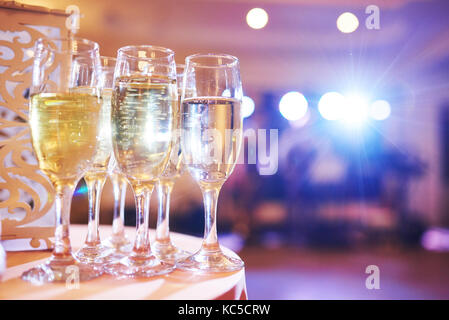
[153,64,191,263]
[76,56,116,264]
[105,45,176,277]
[100,57,132,257]
[177,54,244,273]
[22,38,103,283]
[102,157,131,254]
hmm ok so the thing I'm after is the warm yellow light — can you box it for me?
[246,8,268,30]
[336,12,359,33]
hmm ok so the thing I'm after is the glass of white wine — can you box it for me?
[76,56,116,264]
[22,38,104,283]
[153,64,191,263]
[105,45,176,277]
[177,54,245,273]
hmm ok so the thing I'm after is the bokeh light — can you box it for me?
[279,91,308,121]
[318,92,345,120]
[246,8,269,30]
[242,96,255,118]
[336,12,359,33]
[341,94,369,124]
[370,100,391,120]
[289,109,310,128]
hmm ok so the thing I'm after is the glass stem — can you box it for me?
[132,182,154,257]
[156,180,174,244]
[52,182,76,260]
[111,173,127,238]
[84,175,106,246]
[201,185,222,252]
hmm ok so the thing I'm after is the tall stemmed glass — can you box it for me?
[153,64,191,263]
[76,56,116,264]
[105,45,176,277]
[177,54,244,273]
[103,159,131,254]
[22,38,103,283]
[97,57,132,257]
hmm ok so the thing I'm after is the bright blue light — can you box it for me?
[341,94,369,125]
[242,96,255,118]
[279,91,308,121]
[370,100,391,120]
[318,92,345,120]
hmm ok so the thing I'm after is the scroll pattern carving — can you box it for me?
[0,6,68,250]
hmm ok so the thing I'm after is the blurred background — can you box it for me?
[19,0,449,299]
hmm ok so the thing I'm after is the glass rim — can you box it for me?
[35,37,99,54]
[186,53,239,68]
[117,45,175,62]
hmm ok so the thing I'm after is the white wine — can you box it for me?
[29,92,101,187]
[112,75,176,183]
[181,97,242,188]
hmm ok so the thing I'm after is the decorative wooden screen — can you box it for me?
[0,1,69,250]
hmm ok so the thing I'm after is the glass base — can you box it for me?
[21,255,103,284]
[176,248,244,273]
[102,235,132,253]
[152,240,191,264]
[101,235,132,263]
[104,254,174,278]
[75,243,114,264]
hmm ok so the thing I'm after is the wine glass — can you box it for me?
[177,53,244,273]
[76,56,116,264]
[102,158,131,255]
[100,57,131,255]
[105,45,176,277]
[153,64,191,263]
[22,38,103,283]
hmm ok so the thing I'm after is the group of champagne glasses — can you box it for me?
[21,37,244,284]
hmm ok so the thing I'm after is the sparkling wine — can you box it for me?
[181,97,242,188]
[29,92,101,186]
[111,75,176,183]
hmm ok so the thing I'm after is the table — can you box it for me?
[0,225,247,300]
